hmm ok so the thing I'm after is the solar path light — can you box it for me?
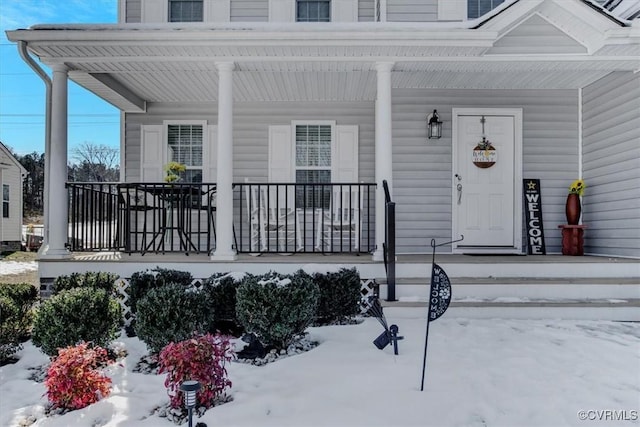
[180,380,201,427]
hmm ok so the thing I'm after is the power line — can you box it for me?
[1,114,117,117]
[1,122,119,126]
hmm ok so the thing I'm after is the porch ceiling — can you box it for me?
[8,23,640,108]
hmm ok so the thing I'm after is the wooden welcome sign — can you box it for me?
[523,179,546,255]
[472,137,496,168]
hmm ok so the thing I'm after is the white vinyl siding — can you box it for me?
[582,72,640,258]
[0,147,24,242]
[387,0,437,22]
[125,102,373,184]
[392,88,579,254]
[124,92,578,255]
[231,0,269,21]
[488,15,587,55]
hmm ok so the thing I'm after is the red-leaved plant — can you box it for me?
[158,334,234,409]
[45,342,112,410]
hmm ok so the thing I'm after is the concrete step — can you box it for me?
[378,277,640,301]
[379,298,640,321]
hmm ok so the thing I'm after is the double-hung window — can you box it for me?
[297,0,331,22]
[2,184,9,218]
[295,124,332,207]
[167,124,203,183]
[467,0,505,19]
[169,0,203,22]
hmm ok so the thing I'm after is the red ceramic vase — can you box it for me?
[565,193,581,225]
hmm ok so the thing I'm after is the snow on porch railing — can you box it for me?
[113,277,378,326]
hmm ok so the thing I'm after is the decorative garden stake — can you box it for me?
[181,380,201,427]
[420,236,463,391]
[368,296,404,355]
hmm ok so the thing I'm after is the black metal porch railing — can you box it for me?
[235,182,376,254]
[382,180,396,301]
[67,182,122,252]
[67,182,216,254]
[67,181,375,255]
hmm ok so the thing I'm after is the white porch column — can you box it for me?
[212,62,237,260]
[42,64,71,259]
[373,62,394,261]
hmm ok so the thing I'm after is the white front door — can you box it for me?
[452,109,523,253]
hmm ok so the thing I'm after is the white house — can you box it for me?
[0,141,26,252]
[5,0,640,307]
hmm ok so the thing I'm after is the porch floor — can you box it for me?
[61,251,640,265]
[38,251,639,283]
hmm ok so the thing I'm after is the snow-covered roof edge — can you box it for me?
[581,0,636,25]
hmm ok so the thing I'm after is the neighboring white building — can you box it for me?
[5,0,640,296]
[0,142,26,251]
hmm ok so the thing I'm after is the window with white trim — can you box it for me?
[169,0,203,22]
[167,124,203,182]
[295,124,332,207]
[2,184,9,218]
[297,0,331,22]
[467,0,505,19]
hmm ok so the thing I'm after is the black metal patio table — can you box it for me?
[136,184,215,255]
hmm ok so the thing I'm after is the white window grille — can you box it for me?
[167,124,203,182]
[2,184,8,218]
[467,0,505,19]
[169,0,203,22]
[297,0,331,22]
[295,124,332,208]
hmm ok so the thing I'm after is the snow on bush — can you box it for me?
[236,271,319,350]
[45,342,112,411]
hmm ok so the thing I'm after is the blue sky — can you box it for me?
[0,0,119,156]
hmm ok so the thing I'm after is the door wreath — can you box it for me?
[472,137,496,168]
[472,116,497,168]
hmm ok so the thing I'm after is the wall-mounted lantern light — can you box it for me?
[427,109,443,140]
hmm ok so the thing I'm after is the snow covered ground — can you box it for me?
[0,261,38,275]
[1,309,639,427]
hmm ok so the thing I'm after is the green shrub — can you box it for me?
[135,284,211,354]
[0,296,21,363]
[0,283,39,340]
[236,270,319,350]
[314,268,361,325]
[32,288,122,356]
[0,283,39,362]
[128,268,193,314]
[202,272,245,335]
[52,272,119,295]
[128,271,156,315]
[154,268,193,287]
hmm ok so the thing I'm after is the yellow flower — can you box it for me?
[164,162,186,182]
[165,162,186,174]
[164,173,180,183]
[568,179,585,196]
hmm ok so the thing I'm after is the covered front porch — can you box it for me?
[6,0,639,274]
